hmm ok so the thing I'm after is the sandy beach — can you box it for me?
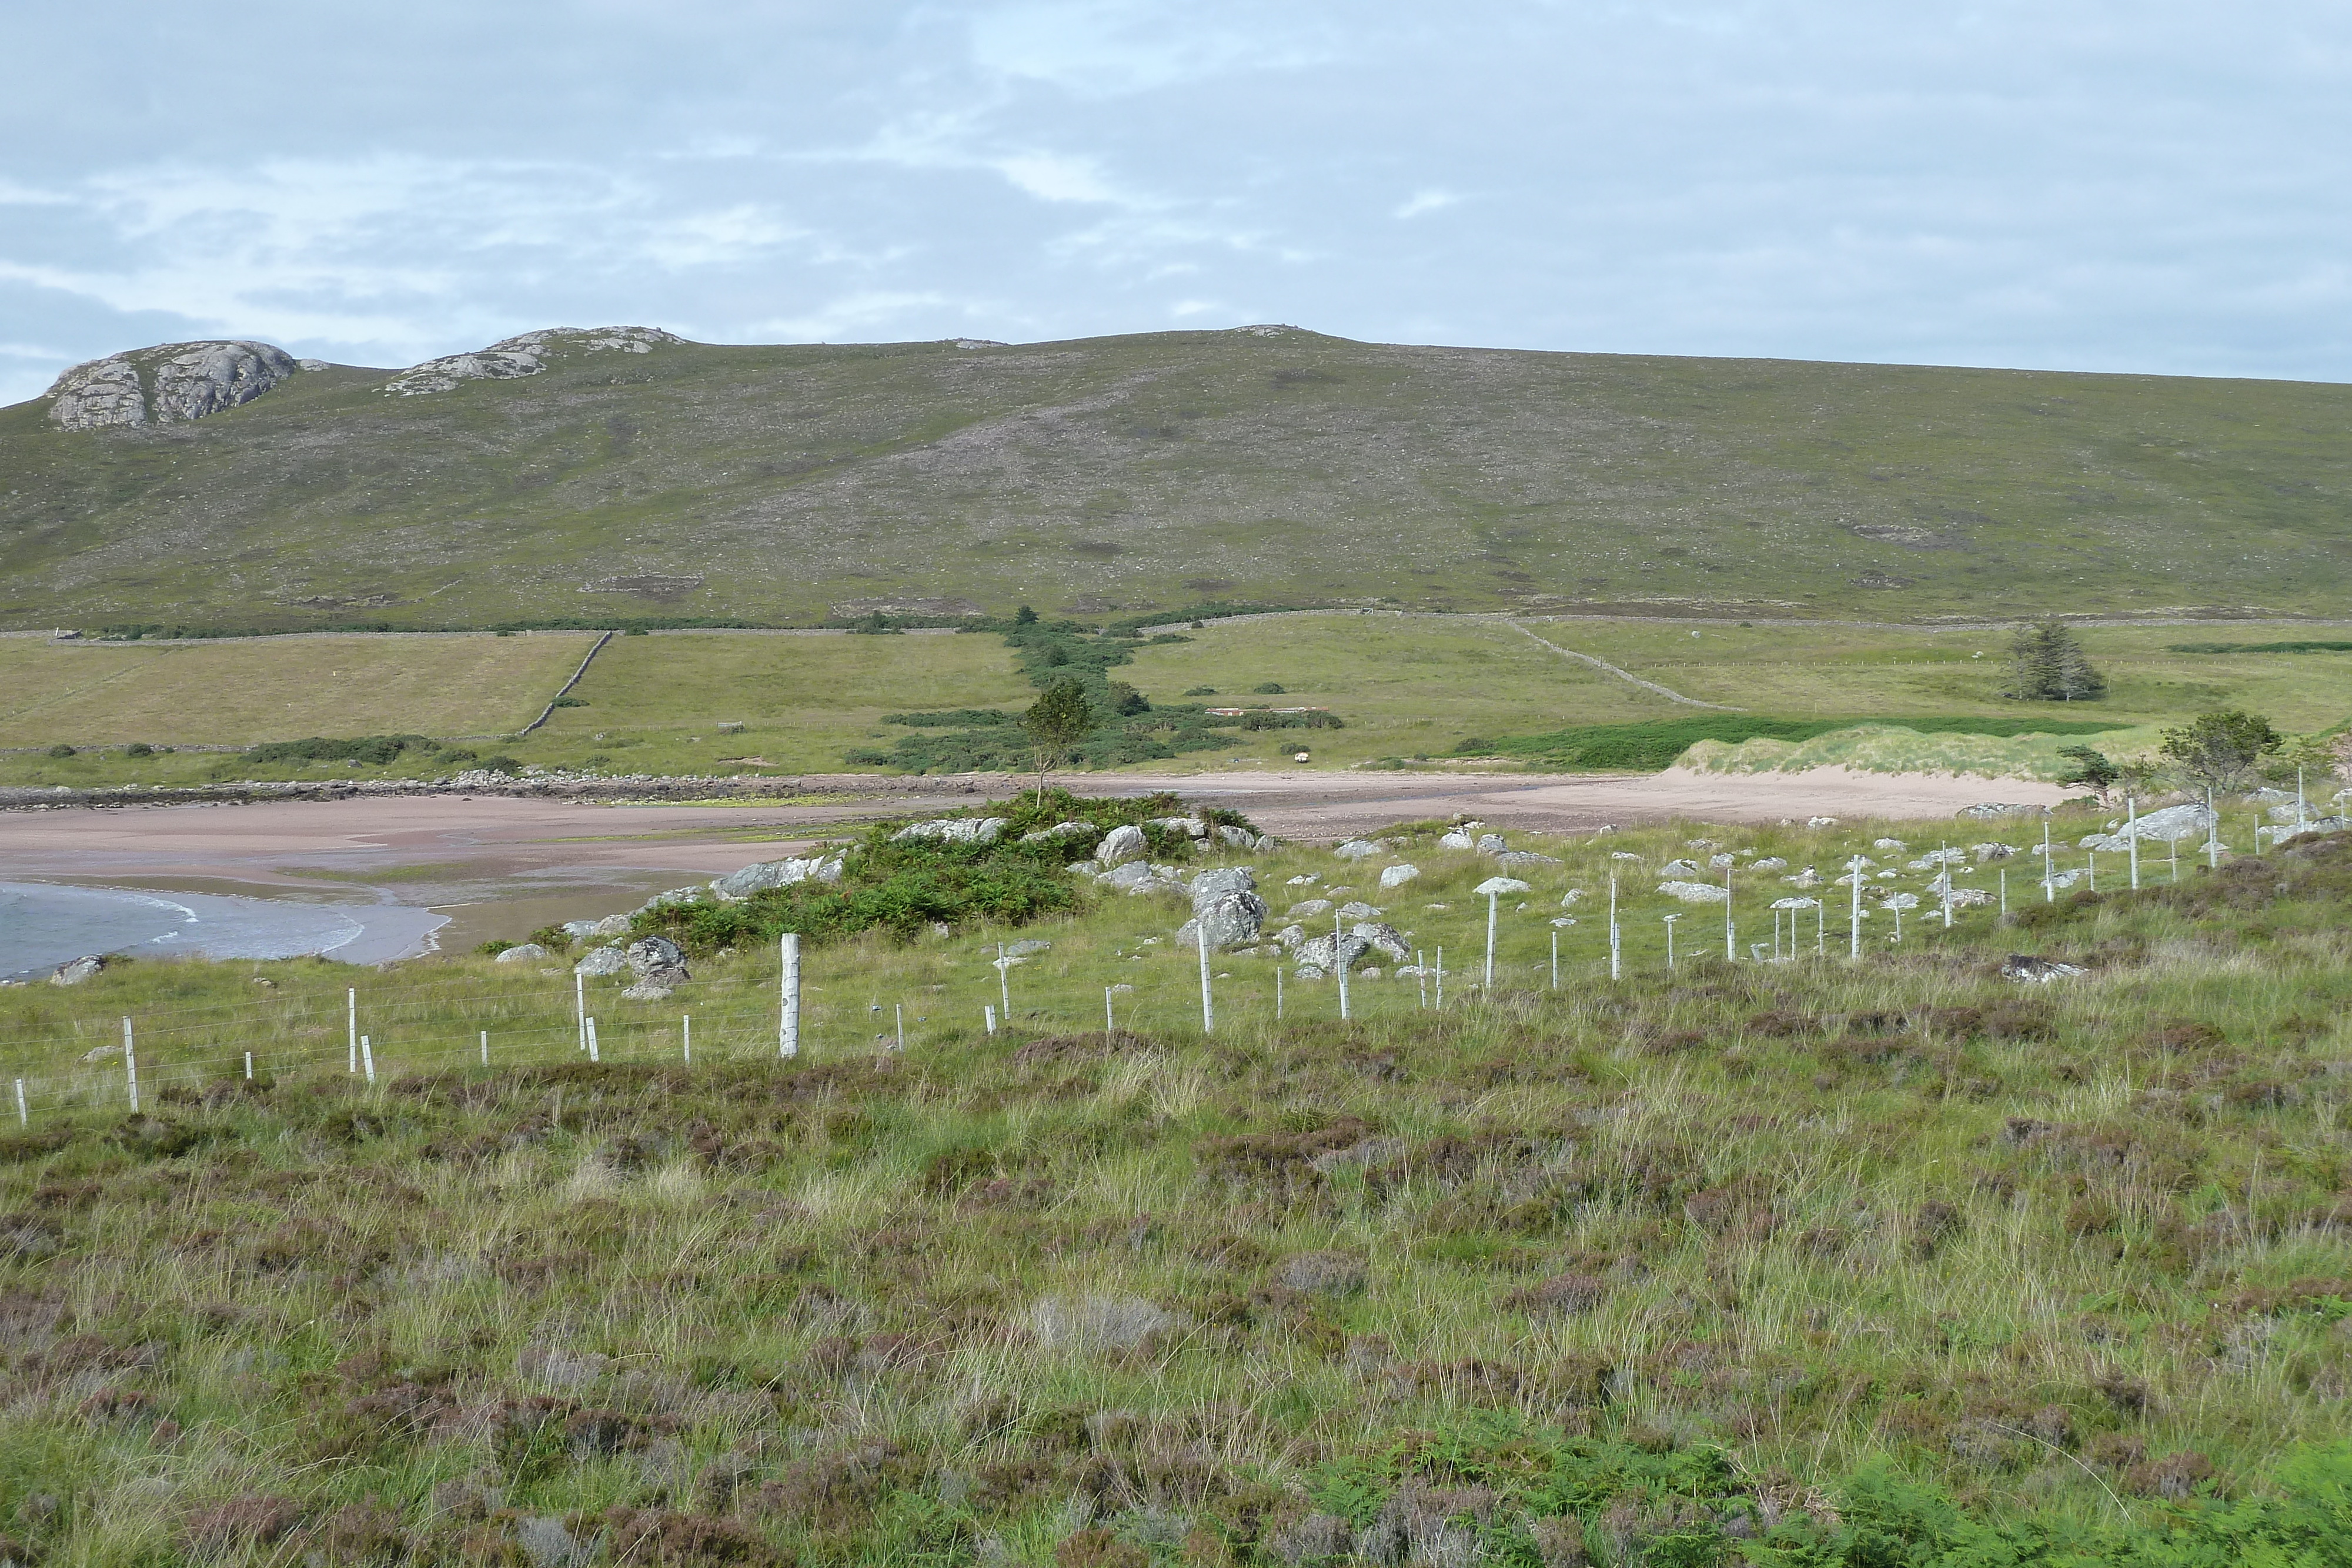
[0,766,2062,891]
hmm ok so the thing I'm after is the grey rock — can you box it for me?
[1021,821,1095,843]
[574,945,630,977]
[1336,901,1381,921]
[710,854,842,900]
[1334,838,1389,860]
[589,913,632,938]
[1873,837,1908,850]
[1491,850,1560,867]
[1972,842,2019,862]
[1004,938,1053,958]
[893,816,1007,845]
[1274,923,1308,948]
[1353,921,1412,962]
[1190,867,1259,908]
[1751,857,1788,871]
[1957,802,2045,820]
[1100,860,1184,895]
[1438,826,1479,850]
[47,340,298,430]
[1181,868,1267,950]
[2273,815,2349,844]
[633,887,706,915]
[1378,863,1420,889]
[560,919,602,940]
[1288,898,1334,918]
[624,936,686,976]
[1473,877,1531,897]
[1708,852,1736,870]
[626,940,687,1001]
[2080,802,2213,851]
[1217,824,1267,849]
[1292,931,1374,973]
[1475,833,1508,854]
[1657,880,1729,904]
[1095,824,1147,865]
[1179,891,1267,951]
[1661,858,1703,876]
[385,325,684,396]
[1151,815,1209,838]
[48,954,105,987]
[2000,954,2084,982]
[494,943,550,963]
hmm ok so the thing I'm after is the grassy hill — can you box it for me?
[2,327,2350,630]
[2,808,2349,1564]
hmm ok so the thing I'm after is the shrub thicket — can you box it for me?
[634,788,1251,953]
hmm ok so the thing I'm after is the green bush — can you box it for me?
[247,734,436,766]
[633,788,1257,954]
[1252,681,1285,694]
[45,744,74,758]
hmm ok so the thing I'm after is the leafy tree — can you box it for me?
[1022,678,1094,803]
[2003,620,2104,701]
[1013,604,1039,626]
[2159,709,2282,793]
[2054,745,2119,796]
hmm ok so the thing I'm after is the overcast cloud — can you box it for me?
[3,1,2348,405]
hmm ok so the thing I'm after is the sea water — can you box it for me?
[0,882,446,980]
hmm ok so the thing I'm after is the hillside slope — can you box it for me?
[2,326,2348,628]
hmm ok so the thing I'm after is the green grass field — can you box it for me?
[0,616,2341,789]
[5,327,2351,630]
[2,807,2348,1566]
[0,632,597,750]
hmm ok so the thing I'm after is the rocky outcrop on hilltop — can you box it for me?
[46,340,300,430]
[382,326,686,396]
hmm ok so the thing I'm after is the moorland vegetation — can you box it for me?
[3,802,2350,1566]
[6,327,2351,629]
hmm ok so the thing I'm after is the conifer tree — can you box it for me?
[2004,620,2105,701]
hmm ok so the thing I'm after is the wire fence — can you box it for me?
[3,812,2277,1129]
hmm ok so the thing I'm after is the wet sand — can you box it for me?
[0,766,2061,893]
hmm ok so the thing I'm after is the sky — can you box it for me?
[4,2,2349,406]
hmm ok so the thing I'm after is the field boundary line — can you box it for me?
[517,631,615,735]
[1503,621,1741,711]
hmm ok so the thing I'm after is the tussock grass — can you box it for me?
[1,820,2348,1564]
